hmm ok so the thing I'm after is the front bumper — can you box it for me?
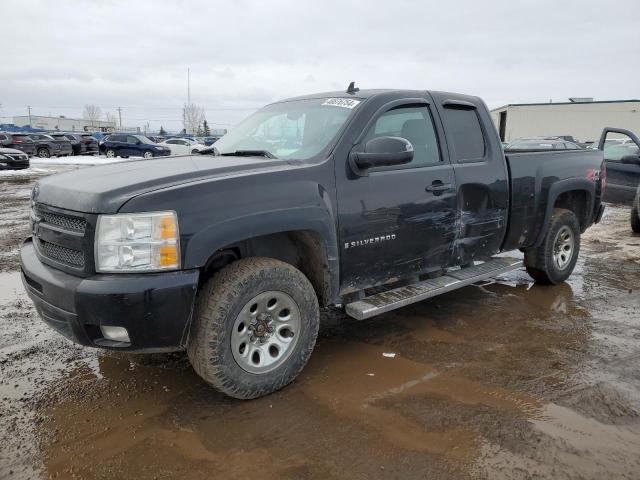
[20,239,199,352]
[0,160,29,170]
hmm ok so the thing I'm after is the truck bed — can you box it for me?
[502,149,604,251]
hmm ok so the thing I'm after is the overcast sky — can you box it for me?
[1,0,638,132]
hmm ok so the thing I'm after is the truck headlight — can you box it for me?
[95,211,180,272]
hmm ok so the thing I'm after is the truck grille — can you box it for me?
[37,239,85,267]
[35,207,87,232]
[32,203,93,274]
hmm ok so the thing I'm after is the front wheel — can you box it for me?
[524,208,581,284]
[143,151,154,159]
[105,149,116,158]
[631,203,640,233]
[187,257,319,399]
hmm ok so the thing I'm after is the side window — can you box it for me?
[602,132,640,162]
[363,105,440,169]
[442,107,485,162]
[127,136,138,144]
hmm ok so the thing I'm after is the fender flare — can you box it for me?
[183,205,340,302]
[533,178,595,247]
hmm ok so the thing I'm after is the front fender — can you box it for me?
[184,205,338,269]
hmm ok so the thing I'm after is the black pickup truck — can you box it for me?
[20,86,606,399]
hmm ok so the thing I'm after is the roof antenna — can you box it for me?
[346,81,359,94]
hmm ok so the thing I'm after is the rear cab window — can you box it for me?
[442,107,486,162]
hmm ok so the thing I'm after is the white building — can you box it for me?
[13,115,117,132]
[490,99,640,144]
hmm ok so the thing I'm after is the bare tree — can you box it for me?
[183,103,204,135]
[105,111,118,127]
[83,104,102,126]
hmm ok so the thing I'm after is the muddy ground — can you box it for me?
[1,166,639,479]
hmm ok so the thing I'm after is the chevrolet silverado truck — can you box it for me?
[20,85,606,399]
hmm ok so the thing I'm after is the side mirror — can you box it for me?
[620,154,640,166]
[351,136,414,171]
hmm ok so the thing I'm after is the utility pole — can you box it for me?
[187,68,191,105]
[117,107,122,129]
[28,105,32,128]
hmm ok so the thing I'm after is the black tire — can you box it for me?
[524,208,581,284]
[191,149,199,154]
[187,257,319,399]
[37,147,50,158]
[631,205,640,233]
[143,151,154,159]
[106,149,116,158]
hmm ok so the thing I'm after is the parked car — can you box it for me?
[51,132,80,154]
[631,185,640,233]
[506,137,582,151]
[66,133,99,155]
[30,133,73,157]
[101,134,171,158]
[596,128,640,204]
[158,137,208,155]
[21,87,605,400]
[0,147,30,170]
[0,132,36,156]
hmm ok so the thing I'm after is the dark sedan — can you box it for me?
[51,132,80,154]
[0,147,30,170]
[101,134,171,158]
[51,132,99,155]
[0,132,37,156]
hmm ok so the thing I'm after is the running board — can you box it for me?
[345,257,522,320]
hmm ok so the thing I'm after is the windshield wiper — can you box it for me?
[219,150,277,159]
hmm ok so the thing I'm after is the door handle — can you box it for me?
[425,181,452,194]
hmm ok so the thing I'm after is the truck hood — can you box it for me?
[33,155,295,214]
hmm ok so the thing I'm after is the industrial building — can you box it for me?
[490,99,640,144]
[12,115,116,132]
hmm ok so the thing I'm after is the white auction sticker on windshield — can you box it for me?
[322,98,361,109]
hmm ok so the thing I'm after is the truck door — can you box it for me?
[431,93,509,265]
[337,100,457,293]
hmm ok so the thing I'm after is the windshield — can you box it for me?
[213,97,358,159]
[137,135,155,145]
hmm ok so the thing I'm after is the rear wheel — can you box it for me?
[37,147,50,158]
[106,149,116,158]
[187,257,319,399]
[631,204,640,233]
[524,208,581,284]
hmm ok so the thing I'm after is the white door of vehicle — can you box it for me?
[165,139,189,155]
